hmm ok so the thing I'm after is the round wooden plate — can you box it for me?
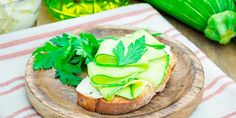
[25,26,204,118]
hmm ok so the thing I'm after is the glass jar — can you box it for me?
[45,0,129,20]
[0,0,42,34]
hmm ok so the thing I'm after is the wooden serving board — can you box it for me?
[25,26,204,118]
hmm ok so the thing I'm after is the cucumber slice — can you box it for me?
[116,80,147,99]
[97,79,148,101]
[98,86,123,101]
[94,29,166,66]
[116,85,133,99]
[122,29,164,45]
[138,55,170,87]
[142,47,167,61]
[86,30,171,101]
[88,62,147,79]
[95,39,118,66]
[90,73,137,87]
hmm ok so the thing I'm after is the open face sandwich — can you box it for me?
[75,30,176,114]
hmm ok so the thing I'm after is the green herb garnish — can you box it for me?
[151,32,162,37]
[145,43,166,49]
[32,33,99,86]
[112,35,147,66]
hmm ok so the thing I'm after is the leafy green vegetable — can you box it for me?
[33,42,63,70]
[76,33,99,64]
[112,35,147,66]
[50,33,71,46]
[32,33,100,86]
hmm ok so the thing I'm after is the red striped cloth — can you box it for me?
[0,4,235,118]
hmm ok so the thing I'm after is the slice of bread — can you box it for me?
[76,51,176,115]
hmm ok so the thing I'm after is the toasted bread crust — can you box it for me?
[77,92,99,112]
[77,51,177,114]
[96,84,155,114]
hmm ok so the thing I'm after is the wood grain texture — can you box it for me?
[36,2,236,81]
[25,26,204,118]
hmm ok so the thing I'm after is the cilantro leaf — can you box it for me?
[113,35,147,66]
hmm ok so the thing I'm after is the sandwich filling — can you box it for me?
[76,30,172,101]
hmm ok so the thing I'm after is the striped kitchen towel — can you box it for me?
[0,3,235,118]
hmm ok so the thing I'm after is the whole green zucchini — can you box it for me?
[144,0,236,44]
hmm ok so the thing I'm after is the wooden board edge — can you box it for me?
[25,26,205,118]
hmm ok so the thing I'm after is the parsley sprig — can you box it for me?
[112,35,147,66]
[32,33,99,86]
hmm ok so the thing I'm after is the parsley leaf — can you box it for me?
[32,33,100,86]
[76,33,99,64]
[112,35,147,66]
[50,33,71,47]
[33,42,64,70]
[56,70,82,86]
